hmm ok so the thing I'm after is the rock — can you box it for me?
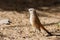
[0,19,11,25]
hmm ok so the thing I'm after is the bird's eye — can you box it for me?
[30,10,32,11]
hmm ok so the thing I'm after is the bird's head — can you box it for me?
[28,8,36,14]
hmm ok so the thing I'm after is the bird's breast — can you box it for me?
[30,14,36,25]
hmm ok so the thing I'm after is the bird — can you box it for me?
[28,8,53,36]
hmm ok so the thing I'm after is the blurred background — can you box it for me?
[0,0,60,11]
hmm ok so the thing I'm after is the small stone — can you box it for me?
[4,37,10,40]
[23,37,26,38]
[58,23,60,26]
[0,19,11,25]
[0,28,4,30]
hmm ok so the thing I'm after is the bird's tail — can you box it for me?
[40,24,53,36]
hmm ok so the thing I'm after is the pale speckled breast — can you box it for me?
[30,13,40,27]
[30,14,35,25]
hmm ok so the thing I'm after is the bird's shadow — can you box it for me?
[43,22,60,26]
[42,22,60,36]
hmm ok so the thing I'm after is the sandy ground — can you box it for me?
[0,6,60,40]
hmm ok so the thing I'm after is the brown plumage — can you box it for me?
[28,8,52,36]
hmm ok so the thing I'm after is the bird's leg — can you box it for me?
[31,26,36,32]
[35,27,42,33]
[31,26,41,33]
